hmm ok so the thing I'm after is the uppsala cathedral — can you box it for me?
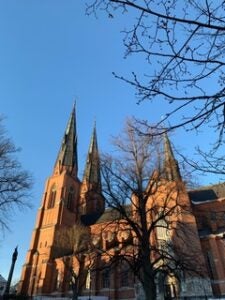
[18,106,225,299]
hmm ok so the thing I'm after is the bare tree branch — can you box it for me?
[0,117,33,232]
[86,0,225,153]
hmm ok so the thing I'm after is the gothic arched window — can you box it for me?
[156,213,171,250]
[48,185,57,209]
[67,187,74,210]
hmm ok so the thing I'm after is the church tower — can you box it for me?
[157,133,212,299]
[18,106,81,296]
[80,123,105,225]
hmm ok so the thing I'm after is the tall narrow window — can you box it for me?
[48,185,57,208]
[206,251,215,279]
[102,269,110,288]
[67,187,74,210]
[156,212,171,250]
[121,269,129,287]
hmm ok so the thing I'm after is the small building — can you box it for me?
[0,274,7,296]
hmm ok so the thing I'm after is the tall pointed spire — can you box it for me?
[83,122,101,191]
[163,132,182,181]
[54,103,78,177]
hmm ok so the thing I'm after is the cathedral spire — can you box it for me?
[83,122,101,191]
[163,132,182,181]
[54,104,78,177]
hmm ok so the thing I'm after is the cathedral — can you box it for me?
[17,106,225,299]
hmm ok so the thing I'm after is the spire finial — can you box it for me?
[73,99,76,111]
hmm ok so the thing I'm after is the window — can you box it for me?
[156,217,170,248]
[102,269,110,288]
[85,269,91,289]
[56,270,62,290]
[121,269,129,287]
[164,274,179,299]
[206,251,215,279]
[48,185,57,208]
[67,187,74,210]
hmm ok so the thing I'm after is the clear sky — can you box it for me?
[0,1,221,283]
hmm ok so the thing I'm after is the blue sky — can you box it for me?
[0,1,221,283]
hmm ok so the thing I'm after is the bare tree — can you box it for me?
[94,119,208,300]
[0,118,32,232]
[86,0,225,174]
[54,224,92,300]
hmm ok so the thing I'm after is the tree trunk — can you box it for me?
[142,260,157,300]
[72,286,78,300]
[142,275,156,300]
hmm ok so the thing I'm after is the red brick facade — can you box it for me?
[17,108,224,299]
[191,184,225,297]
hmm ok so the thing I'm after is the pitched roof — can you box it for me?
[189,182,225,203]
[96,206,132,224]
[0,274,6,283]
